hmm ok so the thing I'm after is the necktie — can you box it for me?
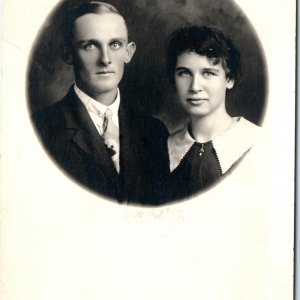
[102,109,120,173]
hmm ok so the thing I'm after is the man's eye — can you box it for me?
[84,44,95,50]
[110,41,122,49]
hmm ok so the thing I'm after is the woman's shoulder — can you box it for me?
[212,117,260,174]
[237,116,261,132]
[168,125,195,172]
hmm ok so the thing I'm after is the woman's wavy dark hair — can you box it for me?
[166,26,241,85]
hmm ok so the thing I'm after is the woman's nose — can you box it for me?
[189,75,203,92]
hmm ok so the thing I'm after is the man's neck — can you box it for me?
[93,89,118,106]
[76,83,118,106]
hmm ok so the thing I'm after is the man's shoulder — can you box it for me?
[137,112,167,130]
[32,88,75,125]
[145,115,169,136]
[121,107,169,137]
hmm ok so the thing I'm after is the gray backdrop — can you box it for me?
[27,0,267,133]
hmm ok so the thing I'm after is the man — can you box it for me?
[33,1,169,205]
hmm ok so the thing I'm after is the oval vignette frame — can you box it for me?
[27,0,268,205]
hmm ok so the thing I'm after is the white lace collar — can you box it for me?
[168,117,260,174]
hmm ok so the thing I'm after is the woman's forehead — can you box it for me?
[176,52,223,67]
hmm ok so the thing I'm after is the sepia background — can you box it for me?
[1,0,295,299]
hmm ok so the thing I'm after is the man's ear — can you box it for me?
[60,43,74,65]
[124,42,136,63]
[226,78,235,90]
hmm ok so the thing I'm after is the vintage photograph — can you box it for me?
[2,0,295,299]
[28,0,266,205]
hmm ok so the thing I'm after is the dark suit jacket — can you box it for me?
[33,87,170,205]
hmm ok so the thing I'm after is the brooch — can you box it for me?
[199,144,205,156]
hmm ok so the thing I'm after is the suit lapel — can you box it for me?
[63,88,119,183]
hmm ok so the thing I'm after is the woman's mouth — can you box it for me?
[186,98,208,105]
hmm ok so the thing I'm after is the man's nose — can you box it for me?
[189,75,203,92]
[99,47,111,66]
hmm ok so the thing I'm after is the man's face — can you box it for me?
[70,13,135,100]
[174,52,234,118]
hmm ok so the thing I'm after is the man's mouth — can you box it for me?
[96,69,114,75]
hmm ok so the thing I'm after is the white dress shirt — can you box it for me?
[74,84,120,135]
[74,85,121,172]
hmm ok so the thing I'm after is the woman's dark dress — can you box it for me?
[170,141,222,200]
[167,117,260,202]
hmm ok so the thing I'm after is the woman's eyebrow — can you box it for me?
[202,67,220,73]
[175,66,190,71]
[175,66,221,72]
[77,39,98,46]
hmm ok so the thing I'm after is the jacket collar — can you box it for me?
[62,87,119,181]
[74,84,120,129]
[168,117,260,174]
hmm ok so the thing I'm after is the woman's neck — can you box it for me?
[190,111,234,143]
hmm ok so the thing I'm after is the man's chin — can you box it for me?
[76,79,119,98]
[86,85,119,101]
[93,86,118,95]
[93,79,119,90]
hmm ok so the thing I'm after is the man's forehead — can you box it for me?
[72,13,128,40]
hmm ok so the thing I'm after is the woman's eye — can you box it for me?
[177,71,191,77]
[203,71,215,77]
[110,41,122,49]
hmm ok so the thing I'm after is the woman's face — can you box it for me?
[174,51,234,118]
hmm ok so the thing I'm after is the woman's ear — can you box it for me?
[124,42,136,63]
[60,43,73,65]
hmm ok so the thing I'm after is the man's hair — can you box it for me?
[166,25,241,85]
[61,1,127,47]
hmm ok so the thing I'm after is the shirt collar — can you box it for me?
[168,117,260,174]
[74,84,120,128]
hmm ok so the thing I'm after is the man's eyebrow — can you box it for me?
[77,38,127,46]
[110,38,127,42]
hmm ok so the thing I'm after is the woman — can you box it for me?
[166,26,260,200]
